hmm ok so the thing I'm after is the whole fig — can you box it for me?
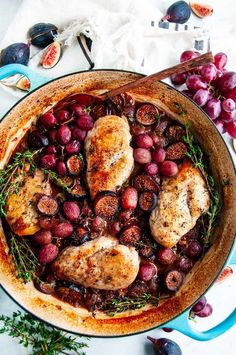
[1,43,30,66]
[29,23,58,48]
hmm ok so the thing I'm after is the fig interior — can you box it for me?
[1,92,218,315]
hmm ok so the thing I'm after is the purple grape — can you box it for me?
[40,154,56,169]
[71,127,87,141]
[201,64,217,82]
[171,72,187,85]
[197,303,213,318]
[204,98,221,120]
[214,52,227,70]
[145,162,158,176]
[193,89,211,107]
[71,104,87,116]
[224,120,236,138]
[178,257,193,273]
[214,119,226,134]
[218,72,236,92]
[180,50,200,63]
[76,114,94,131]
[65,140,81,154]
[55,110,70,123]
[56,161,67,176]
[225,87,236,103]
[219,109,236,123]
[156,248,176,265]
[191,296,207,314]
[182,89,194,99]
[49,129,57,143]
[40,113,57,128]
[45,145,58,155]
[222,98,235,112]
[57,125,71,145]
[186,75,207,91]
[186,240,202,259]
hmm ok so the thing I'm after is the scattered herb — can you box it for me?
[173,102,187,116]
[42,169,73,194]
[0,149,42,217]
[0,311,88,355]
[8,232,39,283]
[103,293,159,317]
[183,124,221,247]
[221,178,229,186]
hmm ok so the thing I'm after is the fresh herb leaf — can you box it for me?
[0,311,89,355]
[103,293,159,317]
[221,178,229,186]
[173,102,187,116]
[8,232,39,283]
[42,169,73,194]
[183,125,221,248]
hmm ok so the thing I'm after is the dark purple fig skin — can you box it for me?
[163,1,191,24]
[147,337,182,355]
[1,43,30,66]
[29,23,58,48]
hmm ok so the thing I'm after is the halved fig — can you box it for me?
[93,191,119,219]
[41,41,61,69]
[165,142,187,160]
[90,103,107,120]
[66,154,83,176]
[119,225,142,246]
[136,104,159,125]
[133,174,159,193]
[165,270,184,292]
[16,76,30,91]
[138,191,157,212]
[165,125,185,142]
[190,1,213,18]
[67,179,87,201]
[37,195,59,215]
[56,175,74,188]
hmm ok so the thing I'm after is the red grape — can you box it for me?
[145,162,158,176]
[45,145,58,155]
[138,263,157,282]
[224,120,236,138]
[214,52,227,69]
[197,303,213,317]
[135,134,153,149]
[56,161,67,176]
[214,119,226,134]
[49,129,57,143]
[92,216,106,231]
[225,87,236,103]
[38,243,58,265]
[219,109,236,123]
[134,148,152,164]
[63,202,80,222]
[57,125,72,145]
[204,98,221,120]
[40,154,56,169]
[159,161,178,177]
[55,110,69,123]
[193,89,211,107]
[218,71,236,92]
[33,230,52,245]
[186,240,202,258]
[52,221,73,238]
[152,147,166,163]
[180,50,200,62]
[65,140,81,154]
[76,114,94,131]
[156,248,176,265]
[71,127,87,141]
[121,187,138,209]
[171,72,187,85]
[109,221,121,235]
[71,104,87,116]
[186,75,207,91]
[40,113,57,128]
[222,98,235,112]
[182,89,194,99]
[201,63,217,82]
[178,257,193,273]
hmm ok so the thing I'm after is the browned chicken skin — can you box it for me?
[52,236,140,290]
[85,115,133,199]
[150,160,210,248]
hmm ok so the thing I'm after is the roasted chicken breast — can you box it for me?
[150,161,210,248]
[52,236,140,290]
[85,115,133,199]
[5,169,51,236]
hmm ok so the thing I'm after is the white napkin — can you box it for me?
[0,0,209,101]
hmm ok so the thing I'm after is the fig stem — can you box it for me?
[147,336,157,344]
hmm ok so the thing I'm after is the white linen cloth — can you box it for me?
[0,0,208,100]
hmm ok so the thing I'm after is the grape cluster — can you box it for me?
[171,51,236,139]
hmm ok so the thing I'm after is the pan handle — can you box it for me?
[162,242,236,341]
[0,64,51,91]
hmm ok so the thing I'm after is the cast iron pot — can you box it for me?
[0,64,235,340]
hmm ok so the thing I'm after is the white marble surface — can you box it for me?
[0,0,235,354]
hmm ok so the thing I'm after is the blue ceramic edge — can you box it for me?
[162,240,236,340]
[0,64,51,90]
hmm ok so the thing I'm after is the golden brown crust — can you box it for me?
[0,70,235,336]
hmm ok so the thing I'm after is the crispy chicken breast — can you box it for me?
[5,169,51,236]
[52,236,140,290]
[85,115,133,199]
[150,160,210,248]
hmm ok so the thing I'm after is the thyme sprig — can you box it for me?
[183,124,221,247]
[103,293,159,317]
[0,149,42,217]
[42,169,73,194]
[8,232,39,283]
[0,311,88,355]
